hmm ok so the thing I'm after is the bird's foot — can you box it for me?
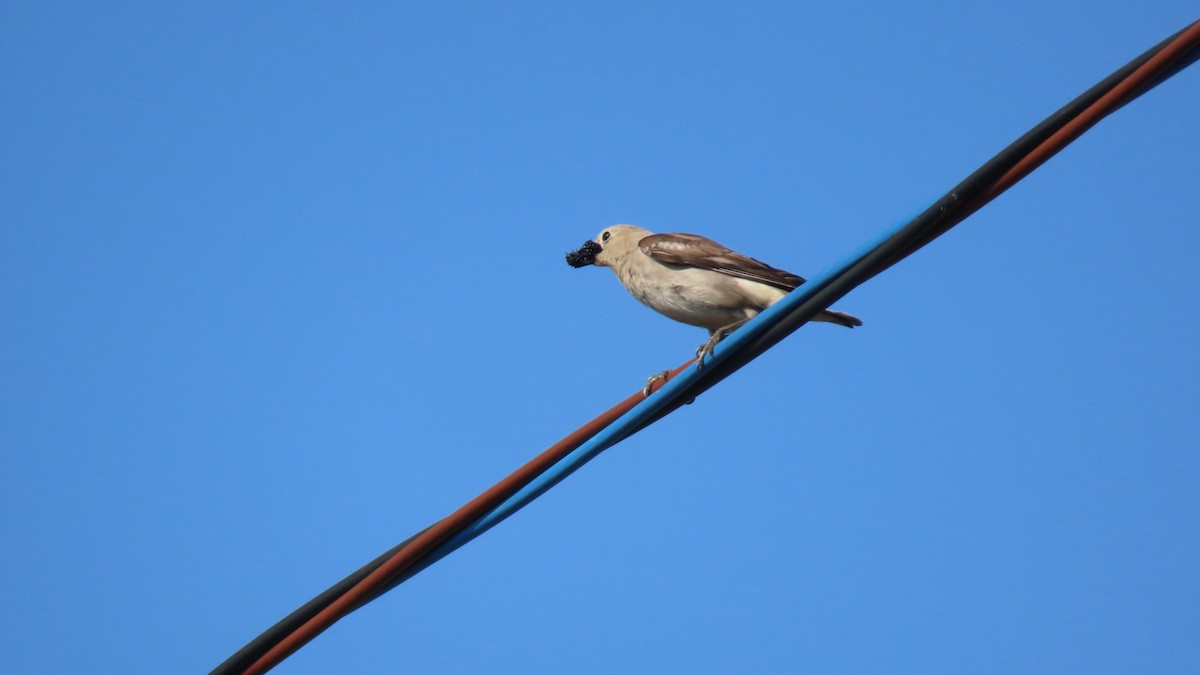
[695,320,749,369]
[695,331,726,369]
[642,370,671,397]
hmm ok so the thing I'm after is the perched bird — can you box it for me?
[566,225,862,367]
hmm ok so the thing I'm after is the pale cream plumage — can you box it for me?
[567,224,861,370]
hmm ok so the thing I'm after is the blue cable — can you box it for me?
[418,211,921,568]
[214,23,1200,673]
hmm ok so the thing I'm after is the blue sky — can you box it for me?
[2,2,1198,673]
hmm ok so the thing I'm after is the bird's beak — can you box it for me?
[565,239,602,268]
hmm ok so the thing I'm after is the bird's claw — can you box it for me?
[643,370,671,397]
[695,332,725,369]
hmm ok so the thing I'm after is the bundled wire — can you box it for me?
[213,20,1200,675]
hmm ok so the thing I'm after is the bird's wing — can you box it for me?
[639,233,806,291]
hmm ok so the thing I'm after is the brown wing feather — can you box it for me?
[639,233,806,291]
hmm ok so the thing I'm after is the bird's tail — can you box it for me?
[814,309,863,328]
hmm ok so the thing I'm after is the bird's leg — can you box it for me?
[642,370,671,397]
[696,319,750,368]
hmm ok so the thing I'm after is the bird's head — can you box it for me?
[565,225,651,268]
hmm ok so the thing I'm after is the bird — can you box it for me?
[566,225,862,372]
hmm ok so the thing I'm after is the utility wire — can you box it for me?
[213,361,695,675]
[216,19,1200,675]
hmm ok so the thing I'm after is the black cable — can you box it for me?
[211,20,1199,674]
[210,527,431,675]
[639,23,1200,429]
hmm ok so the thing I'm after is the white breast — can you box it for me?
[612,253,787,331]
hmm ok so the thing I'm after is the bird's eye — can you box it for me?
[601,231,611,242]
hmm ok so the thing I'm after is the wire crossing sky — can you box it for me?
[2,3,1198,674]
[220,23,1200,672]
